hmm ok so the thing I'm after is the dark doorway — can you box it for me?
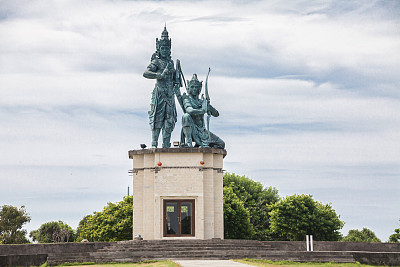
[163,199,195,237]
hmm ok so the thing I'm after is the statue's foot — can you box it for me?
[180,143,190,147]
[185,142,193,147]
[197,143,209,148]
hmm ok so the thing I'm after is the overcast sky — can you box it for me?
[1,0,399,241]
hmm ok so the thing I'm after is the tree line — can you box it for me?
[1,173,399,244]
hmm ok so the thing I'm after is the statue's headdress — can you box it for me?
[156,25,171,51]
[187,74,203,90]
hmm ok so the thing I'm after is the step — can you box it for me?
[99,243,273,249]
[45,241,357,265]
[97,246,274,253]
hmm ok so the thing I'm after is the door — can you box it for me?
[164,199,195,237]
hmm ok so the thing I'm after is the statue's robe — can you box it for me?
[147,57,177,131]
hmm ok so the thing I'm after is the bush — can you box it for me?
[76,196,133,242]
[389,220,400,243]
[342,228,381,242]
[223,186,254,239]
[269,194,344,241]
[223,173,279,240]
[30,221,75,243]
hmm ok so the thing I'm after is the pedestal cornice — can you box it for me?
[128,147,227,159]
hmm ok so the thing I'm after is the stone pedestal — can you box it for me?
[128,147,226,240]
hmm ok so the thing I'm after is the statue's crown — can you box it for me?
[156,25,171,50]
[188,74,203,88]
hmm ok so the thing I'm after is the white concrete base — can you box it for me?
[129,147,226,240]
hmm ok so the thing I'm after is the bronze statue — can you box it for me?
[143,26,180,148]
[176,73,225,149]
[143,26,224,149]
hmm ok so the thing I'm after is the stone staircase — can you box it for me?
[47,239,356,265]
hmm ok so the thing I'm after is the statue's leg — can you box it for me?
[162,118,175,148]
[208,131,225,149]
[181,113,193,147]
[182,126,193,147]
[161,102,177,148]
[152,128,161,148]
[162,127,171,148]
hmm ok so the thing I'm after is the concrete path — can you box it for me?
[174,260,252,267]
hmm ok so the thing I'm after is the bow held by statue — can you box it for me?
[205,67,211,103]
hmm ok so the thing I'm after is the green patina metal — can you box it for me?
[143,26,180,148]
[176,74,225,149]
[143,26,224,149]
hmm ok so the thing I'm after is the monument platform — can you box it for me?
[3,239,400,265]
[128,147,227,240]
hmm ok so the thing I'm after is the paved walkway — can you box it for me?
[174,260,252,267]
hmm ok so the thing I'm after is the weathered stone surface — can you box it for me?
[0,242,111,255]
[353,252,400,266]
[0,254,47,267]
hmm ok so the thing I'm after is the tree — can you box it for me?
[269,194,344,241]
[0,205,31,244]
[342,228,381,242]
[76,196,133,242]
[223,186,254,239]
[389,229,400,243]
[223,173,279,240]
[389,219,400,243]
[30,221,75,243]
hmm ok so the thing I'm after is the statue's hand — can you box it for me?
[202,97,208,113]
[161,62,170,77]
[209,105,219,117]
[174,84,181,96]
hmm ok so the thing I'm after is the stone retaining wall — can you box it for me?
[352,252,400,266]
[268,241,400,252]
[0,242,110,255]
[0,254,47,267]
[1,240,399,266]
[0,242,111,266]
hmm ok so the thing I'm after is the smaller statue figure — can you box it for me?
[143,26,180,148]
[177,74,225,149]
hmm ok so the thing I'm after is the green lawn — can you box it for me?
[235,259,396,267]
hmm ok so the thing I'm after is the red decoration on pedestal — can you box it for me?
[200,160,205,166]
[157,162,162,167]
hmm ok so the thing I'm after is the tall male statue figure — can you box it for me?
[179,74,225,149]
[143,26,178,148]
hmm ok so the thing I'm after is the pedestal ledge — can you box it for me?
[128,147,227,159]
